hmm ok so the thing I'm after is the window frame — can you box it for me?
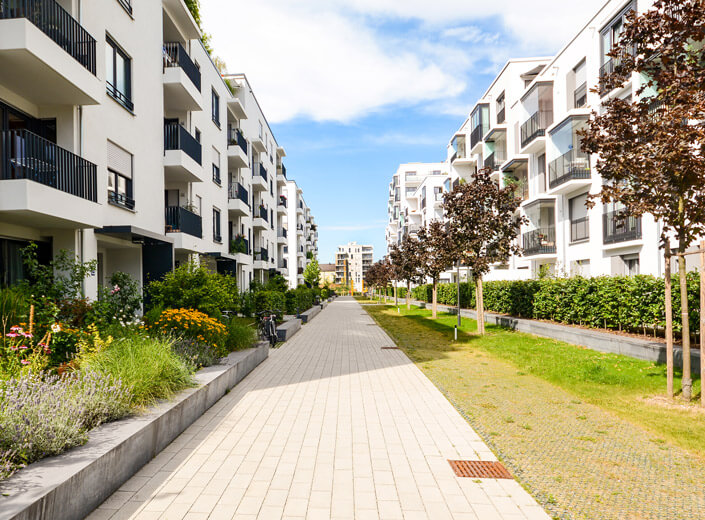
[106,35,133,112]
[213,207,222,243]
[107,167,134,210]
[211,88,220,127]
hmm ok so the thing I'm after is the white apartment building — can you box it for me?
[388,0,674,281]
[385,162,447,253]
[282,180,318,289]
[335,242,373,288]
[0,0,316,296]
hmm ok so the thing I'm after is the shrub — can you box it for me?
[225,317,257,351]
[254,291,286,318]
[172,338,221,370]
[91,272,142,327]
[0,370,132,478]
[149,308,228,355]
[82,333,192,406]
[147,264,238,317]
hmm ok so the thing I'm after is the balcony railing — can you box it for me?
[256,163,268,183]
[497,107,506,124]
[522,227,556,256]
[228,182,248,205]
[258,206,268,221]
[603,210,641,244]
[108,190,134,210]
[0,0,97,74]
[165,206,202,238]
[570,216,589,243]
[279,259,287,269]
[548,149,591,189]
[520,110,552,148]
[470,125,484,149]
[483,151,506,171]
[228,127,248,156]
[279,196,287,208]
[255,248,268,262]
[280,164,286,178]
[163,42,201,90]
[164,122,201,165]
[278,228,287,238]
[1,129,97,202]
[574,82,587,108]
[230,236,249,255]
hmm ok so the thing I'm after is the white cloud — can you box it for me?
[201,0,605,123]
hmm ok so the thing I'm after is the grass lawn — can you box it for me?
[363,303,705,520]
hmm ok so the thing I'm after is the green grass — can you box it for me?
[84,333,194,407]
[364,304,705,457]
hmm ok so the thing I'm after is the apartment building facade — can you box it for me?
[387,0,671,281]
[335,242,373,289]
[0,0,316,296]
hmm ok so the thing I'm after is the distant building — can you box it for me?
[335,242,373,288]
[319,263,336,286]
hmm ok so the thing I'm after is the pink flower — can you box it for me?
[9,346,18,351]
[19,345,28,350]
[21,332,33,338]
[20,360,30,365]
[111,284,121,295]
[5,333,18,338]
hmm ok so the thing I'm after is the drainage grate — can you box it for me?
[448,460,513,479]
[381,346,400,350]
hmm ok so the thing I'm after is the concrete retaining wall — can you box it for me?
[277,318,302,342]
[411,300,701,373]
[0,343,269,520]
[299,305,321,324]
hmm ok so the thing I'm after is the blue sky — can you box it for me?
[202,0,605,262]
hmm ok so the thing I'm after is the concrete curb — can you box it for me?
[298,305,321,324]
[0,343,269,520]
[277,318,302,342]
[409,300,701,373]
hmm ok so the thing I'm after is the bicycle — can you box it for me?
[256,309,279,347]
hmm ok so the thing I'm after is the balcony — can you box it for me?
[252,206,268,230]
[227,127,248,168]
[520,110,552,149]
[229,235,251,265]
[0,129,100,227]
[253,247,269,269]
[0,0,101,106]
[164,121,202,183]
[277,163,287,186]
[163,42,202,112]
[251,135,266,153]
[252,164,267,191]
[277,228,287,244]
[603,210,641,244]
[227,182,249,216]
[469,104,489,151]
[165,206,202,239]
[522,227,556,256]
[548,149,591,191]
[483,150,506,172]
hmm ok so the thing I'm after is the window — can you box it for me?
[623,254,639,276]
[106,36,133,111]
[213,208,222,242]
[569,193,589,242]
[211,89,220,127]
[496,92,506,124]
[117,0,132,15]
[600,1,635,93]
[107,141,134,209]
[212,148,221,185]
[195,128,201,143]
[573,59,587,108]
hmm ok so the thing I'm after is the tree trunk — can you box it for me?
[665,240,674,398]
[680,249,692,401]
[700,240,705,407]
[432,278,438,319]
[406,281,411,310]
[476,276,485,335]
[394,281,398,306]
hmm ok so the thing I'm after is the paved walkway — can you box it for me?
[88,297,549,520]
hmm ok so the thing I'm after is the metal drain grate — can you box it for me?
[448,460,513,479]
[381,346,400,350]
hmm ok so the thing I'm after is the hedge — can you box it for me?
[410,273,702,336]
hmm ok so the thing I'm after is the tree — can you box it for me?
[387,245,403,305]
[417,221,455,319]
[443,168,525,334]
[579,0,705,400]
[303,258,321,287]
[389,235,424,310]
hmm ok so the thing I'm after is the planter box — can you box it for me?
[0,343,269,520]
[298,305,321,324]
[277,318,301,342]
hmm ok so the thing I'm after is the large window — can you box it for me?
[106,36,132,111]
[107,141,134,209]
[496,92,506,124]
[573,59,587,108]
[213,208,222,242]
[569,192,589,243]
[211,89,220,127]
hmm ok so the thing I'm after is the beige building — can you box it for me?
[335,242,373,288]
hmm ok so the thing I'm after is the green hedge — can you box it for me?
[411,274,701,335]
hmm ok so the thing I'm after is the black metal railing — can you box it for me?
[255,248,268,262]
[0,0,96,74]
[280,164,286,178]
[483,151,506,171]
[230,236,249,255]
[1,129,97,201]
[108,190,134,210]
[574,82,587,108]
[165,206,202,238]
[570,216,589,242]
[106,81,133,111]
[164,122,201,164]
[228,127,248,155]
[548,149,591,189]
[258,206,268,221]
[117,0,131,15]
[522,227,556,256]
[603,210,641,244]
[163,42,201,91]
[470,125,484,149]
[497,107,506,124]
[213,232,222,243]
[279,259,288,269]
[228,182,249,205]
[279,228,287,238]
[520,110,553,148]
[279,196,287,208]
[255,163,267,182]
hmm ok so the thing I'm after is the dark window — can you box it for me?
[107,141,134,209]
[117,0,132,15]
[106,36,133,111]
[212,163,221,185]
[195,128,201,143]
[211,89,220,127]
[213,208,222,242]
[496,92,506,124]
